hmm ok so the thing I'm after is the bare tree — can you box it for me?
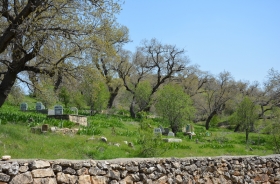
[116,39,189,118]
[195,71,236,130]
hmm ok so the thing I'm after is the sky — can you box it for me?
[116,0,280,84]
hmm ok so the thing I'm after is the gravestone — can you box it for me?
[48,109,55,115]
[154,128,162,135]
[41,124,49,132]
[20,103,28,111]
[54,105,63,115]
[168,131,175,137]
[70,107,78,115]
[36,102,45,111]
[159,125,165,134]
[186,124,191,133]
[164,128,170,135]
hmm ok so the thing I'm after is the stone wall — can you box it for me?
[47,115,87,126]
[0,155,280,184]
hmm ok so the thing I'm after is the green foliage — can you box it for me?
[134,81,152,111]
[36,80,57,108]
[139,118,153,131]
[0,104,75,128]
[0,99,277,159]
[235,96,258,143]
[71,92,86,109]
[81,68,110,113]
[270,107,280,153]
[209,114,220,127]
[93,82,110,112]
[59,87,71,107]
[155,83,195,134]
[77,125,102,136]
[6,83,25,106]
[137,132,166,157]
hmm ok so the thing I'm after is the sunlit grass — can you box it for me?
[0,103,276,159]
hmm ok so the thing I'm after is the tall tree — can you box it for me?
[0,0,124,107]
[195,71,236,130]
[116,39,188,117]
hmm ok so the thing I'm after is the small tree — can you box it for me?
[236,97,258,144]
[155,84,195,134]
[59,87,71,108]
[270,107,280,153]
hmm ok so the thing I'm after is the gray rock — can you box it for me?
[121,170,128,178]
[131,173,140,182]
[10,171,33,184]
[63,167,76,175]
[8,162,19,175]
[73,162,83,170]
[30,160,50,169]
[89,166,107,175]
[31,168,55,178]
[0,173,10,182]
[110,180,119,184]
[33,177,57,184]
[100,136,107,142]
[126,165,139,172]
[1,163,11,171]
[107,170,120,180]
[82,161,91,168]
[52,164,62,172]
[76,167,88,176]
[19,165,29,173]
[97,162,108,170]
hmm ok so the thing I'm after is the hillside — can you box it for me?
[0,101,276,160]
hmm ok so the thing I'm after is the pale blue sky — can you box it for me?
[116,0,280,84]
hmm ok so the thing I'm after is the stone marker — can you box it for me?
[36,102,45,110]
[1,155,11,161]
[70,107,78,115]
[162,138,182,143]
[48,109,55,115]
[54,105,63,115]
[154,128,162,135]
[50,127,57,132]
[186,124,191,133]
[159,125,165,133]
[20,102,28,111]
[168,131,175,137]
[164,128,170,135]
[41,124,49,132]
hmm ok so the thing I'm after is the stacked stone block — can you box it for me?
[0,155,280,183]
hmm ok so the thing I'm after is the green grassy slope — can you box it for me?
[0,103,275,159]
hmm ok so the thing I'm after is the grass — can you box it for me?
[0,103,276,159]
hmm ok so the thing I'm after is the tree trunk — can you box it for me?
[246,129,249,144]
[107,87,119,108]
[54,70,63,92]
[234,124,240,132]
[171,124,179,135]
[0,42,23,107]
[0,70,18,107]
[130,96,136,118]
[205,110,217,130]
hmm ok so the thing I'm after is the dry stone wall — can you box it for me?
[0,155,280,184]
